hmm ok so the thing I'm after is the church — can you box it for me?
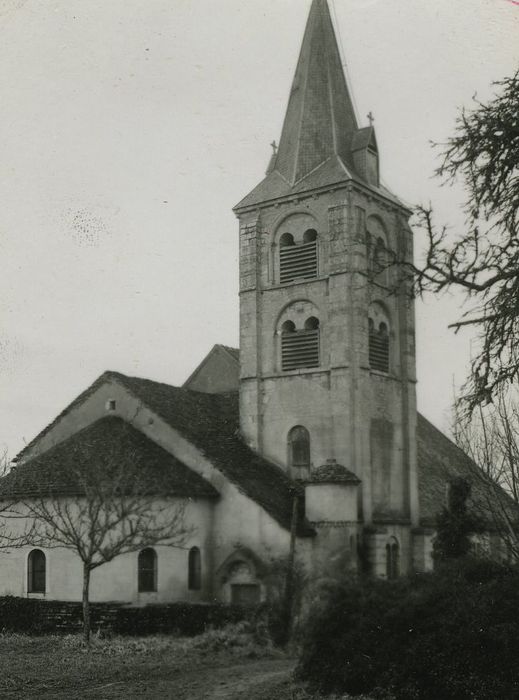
[0,0,502,605]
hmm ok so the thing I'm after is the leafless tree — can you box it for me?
[0,448,21,550]
[371,72,519,411]
[452,390,519,561]
[2,427,193,644]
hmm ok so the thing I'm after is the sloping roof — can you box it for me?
[417,413,518,528]
[219,345,240,362]
[310,461,361,485]
[234,155,406,212]
[351,126,377,152]
[182,344,240,393]
[14,354,515,533]
[15,373,313,537]
[110,374,313,536]
[233,1,408,213]
[273,0,358,184]
[2,416,218,499]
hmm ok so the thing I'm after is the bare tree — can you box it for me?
[1,421,194,644]
[0,448,21,550]
[452,391,519,561]
[366,72,519,411]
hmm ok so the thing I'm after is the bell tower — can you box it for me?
[233,0,419,553]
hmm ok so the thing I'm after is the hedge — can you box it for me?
[0,597,258,636]
[297,558,519,700]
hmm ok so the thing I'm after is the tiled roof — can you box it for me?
[233,0,409,213]
[219,345,240,361]
[14,359,515,534]
[310,460,361,484]
[272,0,358,184]
[351,126,375,152]
[110,373,313,536]
[15,373,314,537]
[2,416,218,499]
[417,413,518,528]
[234,156,407,212]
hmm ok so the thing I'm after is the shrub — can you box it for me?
[297,559,519,700]
[0,597,259,637]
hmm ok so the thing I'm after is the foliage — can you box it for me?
[433,477,483,562]
[115,603,259,637]
[0,597,258,637]
[409,71,519,410]
[297,559,519,699]
[0,627,286,698]
[262,555,308,647]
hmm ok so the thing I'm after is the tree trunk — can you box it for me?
[282,494,299,646]
[82,564,91,647]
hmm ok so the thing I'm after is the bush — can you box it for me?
[114,602,257,636]
[0,596,44,633]
[0,597,260,637]
[297,559,519,699]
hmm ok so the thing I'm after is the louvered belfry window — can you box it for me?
[279,229,318,284]
[282,317,320,371]
[369,319,389,372]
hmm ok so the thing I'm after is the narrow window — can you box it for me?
[288,425,310,468]
[374,237,386,273]
[369,319,389,373]
[281,317,320,371]
[386,538,400,580]
[279,230,318,283]
[28,549,46,594]
[188,547,202,591]
[138,548,157,592]
[106,399,116,411]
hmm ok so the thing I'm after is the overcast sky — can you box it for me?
[1,0,518,458]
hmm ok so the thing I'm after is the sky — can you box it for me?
[1,0,518,458]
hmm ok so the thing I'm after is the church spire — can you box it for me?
[274,0,358,185]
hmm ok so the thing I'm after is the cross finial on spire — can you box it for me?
[270,140,278,155]
[367,111,375,127]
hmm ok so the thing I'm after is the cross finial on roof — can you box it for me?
[270,140,277,155]
[367,111,375,127]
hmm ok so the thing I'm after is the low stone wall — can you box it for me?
[0,596,256,636]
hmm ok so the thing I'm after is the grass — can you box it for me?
[0,625,377,699]
[0,622,281,697]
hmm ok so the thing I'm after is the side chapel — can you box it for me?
[0,0,502,605]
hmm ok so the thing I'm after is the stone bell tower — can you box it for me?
[234,0,419,573]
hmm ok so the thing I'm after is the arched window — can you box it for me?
[288,426,310,468]
[303,228,317,243]
[386,538,400,580]
[279,230,318,283]
[28,549,46,594]
[279,232,295,247]
[281,317,320,371]
[188,547,202,591]
[138,548,157,592]
[369,317,389,373]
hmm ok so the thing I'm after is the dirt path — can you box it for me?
[49,657,295,700]
[205,660,294,699]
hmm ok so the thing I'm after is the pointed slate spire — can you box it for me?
[274,0,358,185]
